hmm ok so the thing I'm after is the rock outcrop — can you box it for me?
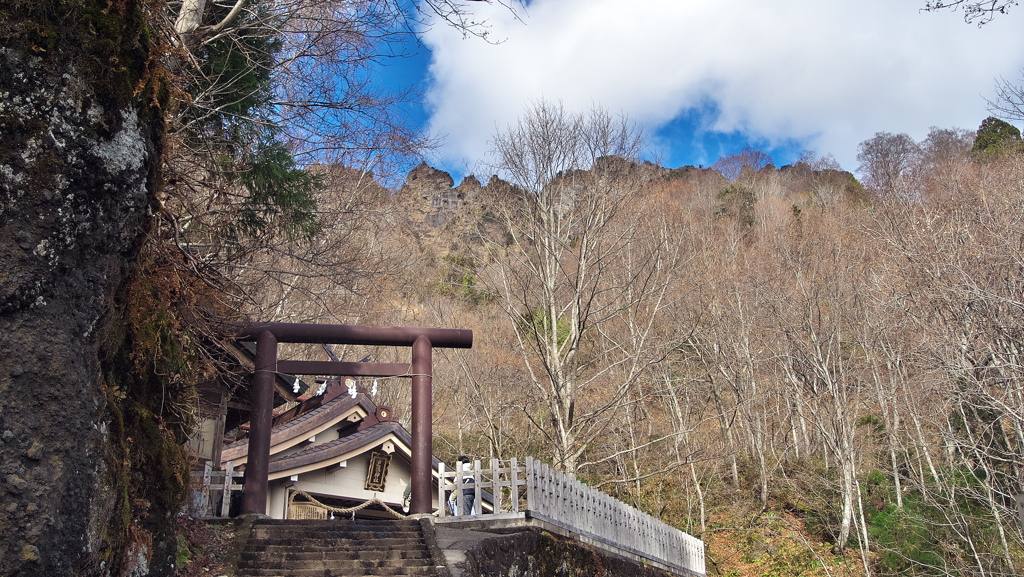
[0,1,164,574]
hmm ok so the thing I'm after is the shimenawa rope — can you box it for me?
[288,488,406,520]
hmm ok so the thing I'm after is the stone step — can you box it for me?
[252,528,424,539]
[239,557,432,571]
[245,528,425,541]
[253,524,425,537]
[240,553,432,565]
[249,525,425,536]
[241,548,431,562]
[239,519,439,577]
[254,526,425,533]
[245,537,425,549]
[238,567,436,577]
[247,533,427,542]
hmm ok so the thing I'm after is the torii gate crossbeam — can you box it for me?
[232,322,473,516]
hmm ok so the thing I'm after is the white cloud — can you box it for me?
[420,0,1024,171]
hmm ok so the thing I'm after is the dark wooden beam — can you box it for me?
[276,361,410,377]
[232,322,472,349]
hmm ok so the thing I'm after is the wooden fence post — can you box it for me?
[473,459,482,515]
[525,457,535,512]
[219,461,235,517]
[200,461,212,516]
[438,462,447,518]
[511,457,520,513]
[491,458,500,513]
[452,463,460,516]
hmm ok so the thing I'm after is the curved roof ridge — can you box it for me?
[268,421,403,474]
[221,393,378,463]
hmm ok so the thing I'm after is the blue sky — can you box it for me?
[374,0,1024,182]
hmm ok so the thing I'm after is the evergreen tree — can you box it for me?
[971,116,1022,155]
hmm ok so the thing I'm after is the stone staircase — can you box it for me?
[238,518,443,577]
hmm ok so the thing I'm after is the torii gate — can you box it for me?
[233,322,473,515]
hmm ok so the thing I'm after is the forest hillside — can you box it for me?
[206,116,1024,577]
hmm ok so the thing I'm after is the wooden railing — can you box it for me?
[438,456,705,577]
[189,461,242,518]
[438,457,527,517]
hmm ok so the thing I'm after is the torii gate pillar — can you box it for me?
[246,330,278,516]
[410,335,432,514]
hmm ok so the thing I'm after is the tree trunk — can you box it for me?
[838,452,855,551]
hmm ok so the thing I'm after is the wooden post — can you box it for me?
[473,459,482,515]
[454,461,464,516]
[220,461,235,517]
[437,462,447,518]
[284,487,290,520]
[511,457,519,513]
[543,463,552,515]
[243,330,277,515]
[410,336,433,514]
[561,476,567,528]
[491,458,500,513]
[525,457,535,512]
[201,461,212,516]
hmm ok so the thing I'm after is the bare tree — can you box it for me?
[711,287,774,508]
[169,0,519,165]
[989,70,1024,123]
[158,0,520,331]
[712,146,774,181]
[919,126,975,197]
[923,0,1017,24]
[869,160,1024,575]
[482,101,683,474]
[857,132,922,200]
[173,0,512,50]
[771,208,873,553]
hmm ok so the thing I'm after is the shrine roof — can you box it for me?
[221,392,377,464]
[267,421,415,475]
